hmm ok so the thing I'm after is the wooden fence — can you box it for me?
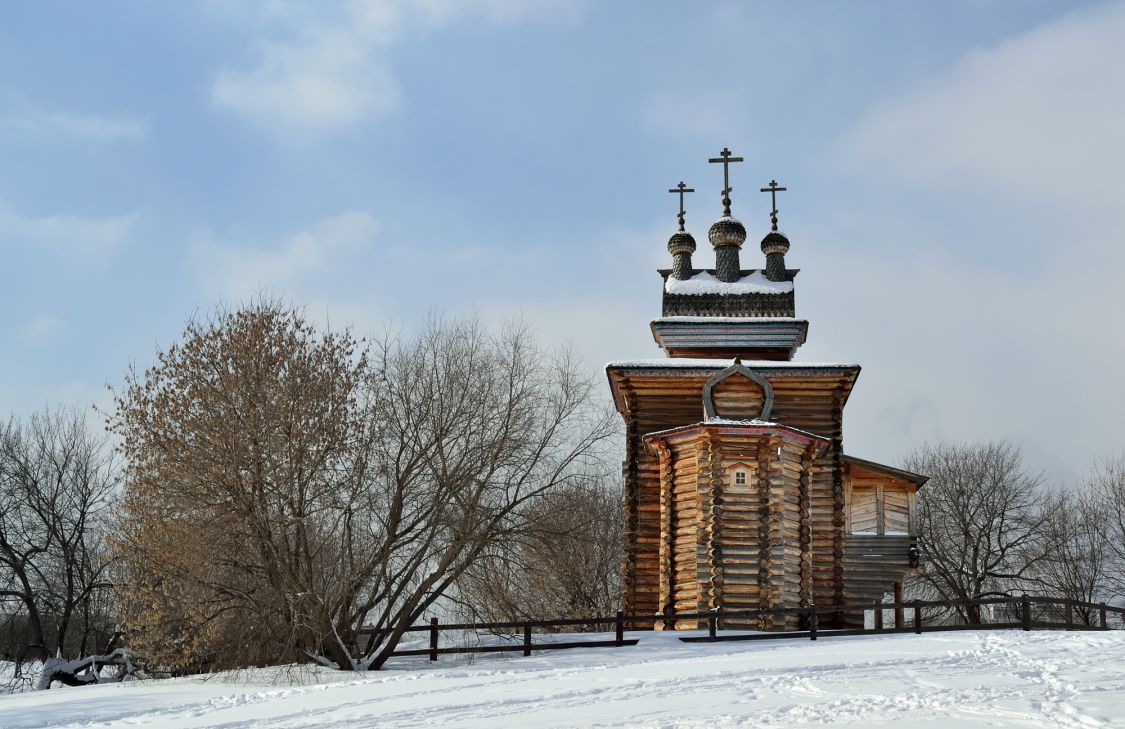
[358,614,637,661]
[356,596,1125,662]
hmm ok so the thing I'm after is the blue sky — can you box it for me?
[2,1,1123,484]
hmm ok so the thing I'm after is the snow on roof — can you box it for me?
[645,417,828,441]
[665,270,793,296]
[706,417,827,441]
[705,417,778,426]
[652,316,807,324]
[606,358,859,370]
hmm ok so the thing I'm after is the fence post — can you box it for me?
[708,610,717,640]
[894,581,905,629]
[809,608,818,641]
[1022,594,1031,631]
[662,603,676,632]
[523,622,532,657]
[429,617,439,662]
[1100,603,1108,630]
[1065,600,1074,631]
[913,601,922,634]
[874,599,883,630]
[615,610,625,646]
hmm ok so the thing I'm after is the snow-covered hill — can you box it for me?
[3,630,1124,728]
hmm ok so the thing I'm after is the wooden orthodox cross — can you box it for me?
[668,181,694,231]
[759,179,788,231]
[708,147,744,215]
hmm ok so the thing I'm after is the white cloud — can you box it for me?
[820,2,1125,483]
[0,106,147,143]
[838,1,1125,214]
[408,0,583,25]
[0,206,138,256]
[642,91,751,142]
[21,315,63,342]
[796,231,1125,482]
[193,211,380,300]
[210,0,583,136]
[212,30,401,134]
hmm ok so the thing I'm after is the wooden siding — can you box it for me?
[670,439,701,614]
[710,375,766,420]
[613,364,920,628]
[850,484,879,533]
[845,462,918,537]
[885,489,910,534]
[843,534,916,626]
[614,368,858,617]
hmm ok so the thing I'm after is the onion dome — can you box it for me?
[667,230,696,281]
[708,215,747,248]
[709,214,746,283]
[668,230,697,254]
[666,181,697,281]
[761,230,790,282]
[761,230,790,255]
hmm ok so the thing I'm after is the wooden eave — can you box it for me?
[605,361,861,417]
[843,454,930,487]
[643,419,830,454]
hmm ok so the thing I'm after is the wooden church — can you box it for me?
[606,149,927,629]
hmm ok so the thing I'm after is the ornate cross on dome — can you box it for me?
[759,179,788,231]
[708,147,744,216]
[668,181,694,231]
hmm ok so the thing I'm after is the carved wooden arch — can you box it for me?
[702,360,774,421]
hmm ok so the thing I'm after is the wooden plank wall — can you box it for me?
[633,448,661,616]
[884,489,910,534]
[711,376,766,420]
[845,468,916,536]
[830,388,847,610]
[850,484,879,533]
[771,437,810,628]
[621,385,641,617]
[716,438,764,626]
[670,439,701,615]
[798,442,816,614]
[616,370,855,618]
[699,432,721,615]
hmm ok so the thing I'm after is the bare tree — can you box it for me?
[111,303,614,672]
[1035,488,1111,624]
[0,408,119,679]
[348,318,615,668]
[904,442,1057,622]
[1086,456,1125,603]
[452,475,624,628]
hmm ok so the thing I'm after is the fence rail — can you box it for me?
[355,596,1125,662]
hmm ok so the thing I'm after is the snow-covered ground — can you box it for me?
[3,629,1124,728]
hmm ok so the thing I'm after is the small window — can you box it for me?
[734,471,747,485]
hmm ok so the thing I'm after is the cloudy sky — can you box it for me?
[2,0,1123,484]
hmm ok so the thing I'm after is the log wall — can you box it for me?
[710,375,766,420]
[614,367,858,619]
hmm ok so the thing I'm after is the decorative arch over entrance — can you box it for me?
[702,358,774,421]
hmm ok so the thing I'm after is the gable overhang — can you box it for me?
[605,359,861,416]
[843,454,930,487]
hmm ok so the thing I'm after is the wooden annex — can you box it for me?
[607,158,927,629]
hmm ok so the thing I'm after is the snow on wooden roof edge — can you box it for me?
[605,358,860,370]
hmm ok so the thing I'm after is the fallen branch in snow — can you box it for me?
[36,634,138,691]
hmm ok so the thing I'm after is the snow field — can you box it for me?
[3,629,1124,728]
